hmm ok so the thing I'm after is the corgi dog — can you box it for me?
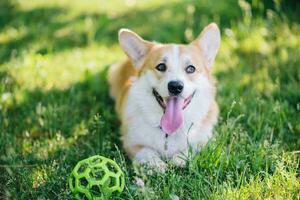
[108,23,220,171]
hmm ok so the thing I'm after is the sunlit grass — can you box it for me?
[6,45,123,91]
[222,156,300,199]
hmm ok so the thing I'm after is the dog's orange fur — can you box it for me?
[108,60,136,116]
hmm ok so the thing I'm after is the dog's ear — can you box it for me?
[119,29,153,69]
[192,23,220,69]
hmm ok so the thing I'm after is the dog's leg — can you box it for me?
[134,147,166,172]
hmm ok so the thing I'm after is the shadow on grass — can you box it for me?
[0,0,244,64]
[0,0,18,29]
[1,0,299,64]
[2,67,119,154]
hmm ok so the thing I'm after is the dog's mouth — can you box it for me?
[152,88,195,110]
[152,89,166,109]
[152,88,195,135]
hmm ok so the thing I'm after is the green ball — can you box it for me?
[69,155,125,199]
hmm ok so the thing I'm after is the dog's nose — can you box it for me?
[168,80,184,95]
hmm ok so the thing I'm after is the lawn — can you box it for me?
[0,0,299,199]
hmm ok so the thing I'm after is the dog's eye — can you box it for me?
[156,63,167,72]
[185,65,196,74]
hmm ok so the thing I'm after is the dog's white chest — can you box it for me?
[125,108,207,158]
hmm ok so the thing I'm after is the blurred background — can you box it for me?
[0,0,299,199]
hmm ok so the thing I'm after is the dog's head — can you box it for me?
[119,23,220,135]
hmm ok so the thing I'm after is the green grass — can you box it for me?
[0,0,299,199]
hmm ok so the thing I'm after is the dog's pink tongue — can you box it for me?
[160,96,184,135]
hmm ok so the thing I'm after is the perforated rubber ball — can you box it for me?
[69,155,125,199]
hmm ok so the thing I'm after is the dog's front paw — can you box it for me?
[134,147,167,173]
[146,158,167,173]
[170,151,188,168]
